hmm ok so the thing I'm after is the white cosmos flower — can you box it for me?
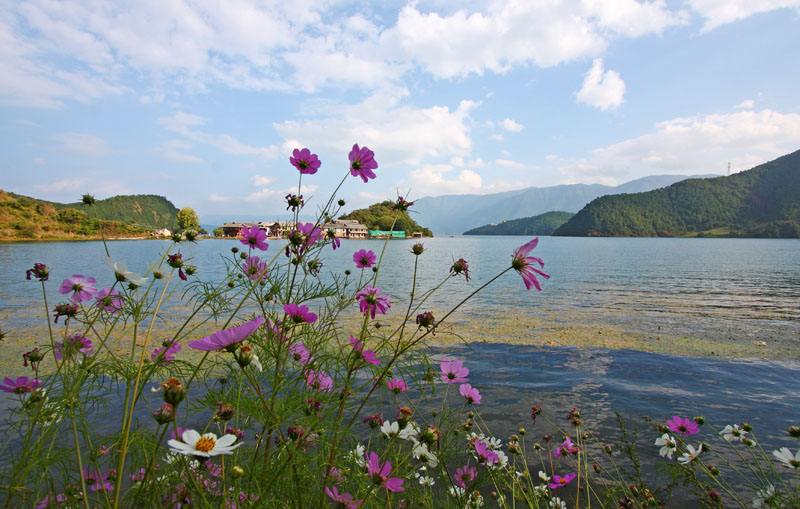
[772,447,800,468]
[412,443,439,467]
[539,470,550,482]
[549,497,567,509]
[381,420,399,438]
[751,483,776,508]
[106,257,148,286]
[678,444,703,465]
[721,424,746,442]
[654,433,677,459]
[414,472,435,486]
[448,486,465,498]
[251,354,263,372]
[348,444,366,467]
[167,429,241,458]
[399,422,418,441]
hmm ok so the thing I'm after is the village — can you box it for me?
[218,219,425,239]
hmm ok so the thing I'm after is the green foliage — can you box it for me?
[340,200,433,236]
[554,149,800,237]
[213,227,224,237]
[53,193,181,229]
[464,211,574,235]
[176,206,200,231]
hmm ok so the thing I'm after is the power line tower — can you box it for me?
[727,162,731,176]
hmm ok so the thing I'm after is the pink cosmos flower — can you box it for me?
[449,258,470,282]
[553,436,580,458]
[0,376,42,394]
[166,253,188,281]
[84,468,113,492]
[54,334,93,361]
[26,263,50,282]
[549,472,576,490]
[265,319,287,343]
[289,342,313,364]
[326,230,340,250]
[454,465,477,488]
[286,223,323,258]
[240,225,269,251]
[53,303,79,323]
[474,440,499,465]
[284,303,318,324]
[459,383,481,404]
[305,369,333,392]
[440,358,469,384]
[387,378,407,394]
[349,334,381,365]
[353,249,377,268]
[188,317,265,351]
[151,338,181,365]
[355,285,391,319]
[511,237,550,291]
[667,416,700,435]
[59,275,98,303]
[290,148,321,175]
[365,451,403,492]
[324,487,361,508]
[95,287,124,314]
[242,256,269,281]
[349,144,378,183]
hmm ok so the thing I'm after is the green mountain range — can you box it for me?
[463,211,574,235]
[553,149,800,238]
[340,200,433,237]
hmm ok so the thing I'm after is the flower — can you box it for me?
[83,468,113,492]
[188,317,265,351]
[678,443,703,465]
[387,378,407,394]
[305,369,333,392]
[667,416,700,435]
[355,285,391,319]
[474,440,499,465]
[285,193,304,211]
[654,433,677,459]
[549,472,576,490]
[549,497,567,509]
[289,342,313,364]
[752,484,776,508]
[365,451,403,492]
[772,447,800,468]
[553,436,580,459]
[412,443,438,467]
[459,383,481,404]
[415,473,435,486]
[167,429,242,457]
[353,249,377,268]
[106,257,147,286]
[52,303,78,323]
[511,237,550,291]
[392,196,413,211]
[0,376,42,394]
[151,338,181,365]
[54,334,93,361]
[290,148,321,175]
[380,420,399,438]
[349,334,381,365]
[324,487,360,509]
[326,229,340,250]
[239,225,269,251]
[284,303,318,324]
[454,465,476,488]
[242,256,268,281]
[166,253,187,281]
[348,144,378,183]
[449,258,470,281]
[720,424,746,442]
[59,275,98,303]
[440,358,469,384]
[95,287,124,314]
[26,263,50,282]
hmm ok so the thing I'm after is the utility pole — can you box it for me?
[727,162,731,176]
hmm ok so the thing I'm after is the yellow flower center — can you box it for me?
[195,436,216,453]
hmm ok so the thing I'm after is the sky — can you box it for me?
[1,0,799,220]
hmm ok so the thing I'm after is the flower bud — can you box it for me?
[788,425,800,438]
[162,378,186,406]
[171,233,183,243]
[363,414,383,429]
[153,270,164,280]
[604,445,613,455]
[287,426,304,442]
[231,247,239,253]
[742,422,753,432]
[153,403,175,424]
[421,426,441,447]
[518,427,526,435]
[236,345,254,367]
[593,463,601,474]
[411,243,424,255]
[344,269,351,276]
[337,199,346,206]
[742,437,754,447]
[184,230,198,242]
[215,403,235,421]
[533,442,541,450]
[184,265,197,276]
[693,416,705,425]
[232,466,244,479]
[240,252,248,260]
[707,465,719,476]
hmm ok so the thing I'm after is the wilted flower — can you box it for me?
[449,258,470,281]
[166,254,187,281]
[161,378,186,406]
[392,196,413,211]
[349,144,378,183]
[53,303,79,323]
[326,229,340,250]
[285,193,304,211]
[153,403,175,424]
[26,263,50,282]
[411,243,424,255]
[290,148,321,175]
[59,275,98,303]
[22,348,44,369]
[416,311,435,332]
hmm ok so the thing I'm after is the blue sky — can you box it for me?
[1,0,799,219]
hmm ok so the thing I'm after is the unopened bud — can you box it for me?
[788,425,800,438]
[162,378,186,406]
[694,416,705,425]
[153,403,175,424]
[232,466,244,478]
[236,345,254,367]
[742,422,753,432]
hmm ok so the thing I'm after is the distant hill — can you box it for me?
[412,174,718,234]
[340,200,433,237]
[0,190,145,240]
[553,149,800,238]
[464,211,574,235]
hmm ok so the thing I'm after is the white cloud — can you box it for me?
[405,164,484,196]
[489,133,504,141]
[209,193,232,202]
[687,0,800,32]
[501,118,524,133]
[51,132,112,156]
[736,99,755,109]
[158,111,278,157]
[157,139,203,164]
[558,108,800,183]
[34,178,85,193]
[244,182,317,203]
[33,177,130,196]
[495,158,525,169]
[575,58,626,110]
[250,175,276,187]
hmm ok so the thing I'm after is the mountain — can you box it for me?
[411,174,717,234]
[553,149,800,238]
[463,211,575,235]
[340,200,433,236]
[56,194,180,229]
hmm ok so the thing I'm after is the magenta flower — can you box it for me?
[59,275,98,303]
[286,222,323,258]
[440,358,469,384]
[454,464,477,488]
[305,369,333,392]
[353,249,377,268]
[242,256,269,281]
[349,334,381,365]
[459,383,481,404]
[265,319,287,343]
[53,303,79,323]
[289,342,313,364]
[324,487,361,508]
[0,376,42,395]
[83,468,113,492]
[449,258,470,282]
[290,148,321,175]
[474,440,499,465]
[667,416,700,435]
[95,287,124,314]
[26,263,50,282]
[166,253,187,281]
[54,334,93,361]
[349,144,378,183]
[511,237,550,291]
[549,472,576,490]
[355,285,391,319]
[365,451,403,492]
[151,338,181,365]
[553,436,580,458]
[326,230,340,250]
[188,317,265,351]
[284,303,318,324]
[240,225,269,251]
[387,378,407,394]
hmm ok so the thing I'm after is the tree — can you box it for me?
[176,207,200,231]
[213,227,223,237]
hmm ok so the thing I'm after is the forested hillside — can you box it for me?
[553,150,800,238]
[340,201,433,237]
[464,211,574,235]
